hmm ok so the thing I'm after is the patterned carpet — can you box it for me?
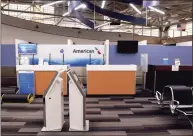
[1,90,193,136]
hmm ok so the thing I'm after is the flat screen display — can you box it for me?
[117,41,138,54]
[18,43,37,54]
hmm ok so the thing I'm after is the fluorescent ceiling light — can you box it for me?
[75,3,87,10]
[62,12,70,16]
[129,3,141,14]
[62,3,86,17]
[41,1,64,8]
[101,1,106,9]
[149,6,165,14]
[68,1,70,6]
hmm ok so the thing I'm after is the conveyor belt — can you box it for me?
[1,87,18,95]
[1,93,34,104]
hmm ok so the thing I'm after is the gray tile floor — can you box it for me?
[1,91,193,136]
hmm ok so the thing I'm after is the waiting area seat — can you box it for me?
[156,85,193,128]
[156,85,188,107]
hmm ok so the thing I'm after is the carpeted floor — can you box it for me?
[1,91,193,136]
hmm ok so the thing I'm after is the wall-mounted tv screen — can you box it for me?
[18,43,37,54]
[117,41,138,54]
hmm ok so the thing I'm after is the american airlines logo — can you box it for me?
[73,47,101,54]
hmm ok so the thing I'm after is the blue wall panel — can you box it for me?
[1,44,16,66]
[1,44,192,66]
[109,45,192,65]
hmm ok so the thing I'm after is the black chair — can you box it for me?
[155,85,187,107]
[166,86,193,127]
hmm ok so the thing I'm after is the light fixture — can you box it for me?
[62,3,86,16]
[148,6,165,14]
[75,3,87,10]
[129,3,141,14]
[41,1,64,8]
[68,1,70,6]
[101,1,106,9]
[62,12,70,16]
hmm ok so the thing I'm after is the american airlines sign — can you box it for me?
[73,47,101,54]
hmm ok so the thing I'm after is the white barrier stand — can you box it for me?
[104,40,109,65]
[67,70,89,131]
[140,53,148,90]
[41,76,65,131]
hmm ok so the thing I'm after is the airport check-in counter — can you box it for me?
[16,65,68,96]
[146,65,193,94]
[87,65,137,95]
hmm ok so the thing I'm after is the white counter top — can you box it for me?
[87,65,137,71]
[16,65,69,71]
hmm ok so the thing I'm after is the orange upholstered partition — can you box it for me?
[87,71,136,95]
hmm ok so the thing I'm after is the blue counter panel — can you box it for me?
[18,71,35,95]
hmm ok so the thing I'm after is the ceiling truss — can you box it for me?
[1,0,192,36]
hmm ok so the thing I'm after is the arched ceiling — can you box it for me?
[1,0,192,35]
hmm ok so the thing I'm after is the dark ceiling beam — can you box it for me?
[69,1,94,29]
[84,0,146,25]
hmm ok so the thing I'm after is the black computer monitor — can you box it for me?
[117,40,138,54]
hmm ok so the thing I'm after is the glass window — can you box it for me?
[17,4,30,11]
[187,30,192,35]
[143,27,151,36]
[168,30,174,38]
[135,29,143,35]
[41,6,54,13]
[185,22,192,35]
[151,29,159,37]
[182,31,188,36]
[174,30,181,37]
[9,3,18,10]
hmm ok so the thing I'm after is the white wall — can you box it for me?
[176,41,192,46]
[2,24,103,44]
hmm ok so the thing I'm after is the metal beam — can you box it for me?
[101,26,159,31]
[1,1,10,9]
[55,17,65,26]
[84,0,146,25]
[1,8,160,28]
[2,8,62,16]
[69,1,94,29]
[1,8,106,22]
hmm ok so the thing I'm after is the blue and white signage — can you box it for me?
[18,44,37,54]
[16,44,104,66]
